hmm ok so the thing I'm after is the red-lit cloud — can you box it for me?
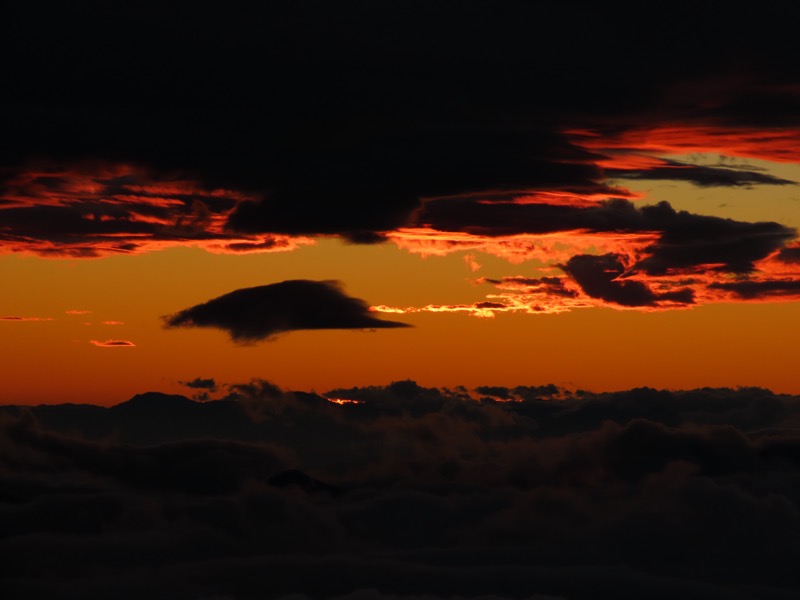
[0,163,315,257]
[569,126,800,164]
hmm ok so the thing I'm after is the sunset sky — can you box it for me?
[3,3,800,404]
[5,4,800,599]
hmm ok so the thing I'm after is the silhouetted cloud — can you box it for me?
[163,280,410,342]
[609,158,797,187]
[180,377,217,391]
[708,279,800,299]
[633,201,796,275]
[561,254,695,308]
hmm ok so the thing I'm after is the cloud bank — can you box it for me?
[2,381,800,598]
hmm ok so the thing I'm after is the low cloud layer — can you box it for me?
[2,381,800,598]
[163,280,410,342]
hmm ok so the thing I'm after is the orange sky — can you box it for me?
[0,126,800,404]
[3,142,800,405]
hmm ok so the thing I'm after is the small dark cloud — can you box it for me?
[163,280,410,342]
[609,159,797,187]
[473,301,507,310]
[179,377,217,391]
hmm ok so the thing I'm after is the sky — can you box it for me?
[0,2,800,405]
[3,3,800,598]
[3,4,800,405]
[4,3,800,403]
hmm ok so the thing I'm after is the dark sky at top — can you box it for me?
[4,1,800,237]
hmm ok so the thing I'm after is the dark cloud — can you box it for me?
[776,246,800,263]
[561,254,695,307]
[3,381,800,598]
[180,377,217,390]
[420,198,796,276]
[634,201,796,275]
[708,279,800,299]
[3,3,799,246]
[223,128,607,238]
[609,159,797,187]
[179,378,218,401]
[163,280,410,342]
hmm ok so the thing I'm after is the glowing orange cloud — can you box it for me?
[325,397,363,405]
[388,228,659,264]
[90,339,136,347]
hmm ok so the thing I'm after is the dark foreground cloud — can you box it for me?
[163,280,410,342]
[3,3,800,246]
[2,381,800,598]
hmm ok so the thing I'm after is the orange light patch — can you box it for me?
[90,339,136,347]
[326,397,363,405]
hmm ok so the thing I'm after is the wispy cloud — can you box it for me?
[0,316,53,321]
[89,339,135,347]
